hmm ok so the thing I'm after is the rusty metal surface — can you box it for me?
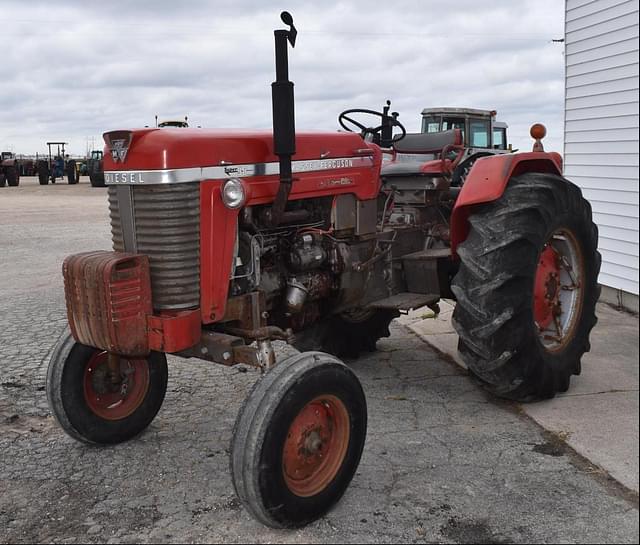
[231,345,263,367]
[147,310,201,354]
[177,330,263,368]
[63,251,152,356]
[177,330,243,365]
[222,292,266,330]
[223,325,291,342]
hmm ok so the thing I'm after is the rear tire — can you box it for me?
[89,172,106,187]
[451,152,493,187]
[46,332,168,444]
[231,351,367,528]
[5,166,20,186]
[292,309,398,358]
[38,161,49,185]
[451,172,600,401]
[66,160,77,184]
[0,173,6,187]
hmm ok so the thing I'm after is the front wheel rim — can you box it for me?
[83,352,150,420]
[533,228,585,352]
[282,395,351,497]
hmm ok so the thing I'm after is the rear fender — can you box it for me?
[450,152,563,254]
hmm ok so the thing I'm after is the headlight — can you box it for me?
[221,178,247,209]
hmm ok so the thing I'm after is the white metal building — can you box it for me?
[564,0,639,311]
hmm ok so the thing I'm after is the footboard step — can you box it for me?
[367,293,439,311]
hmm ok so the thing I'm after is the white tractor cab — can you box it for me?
[421,107,509,151]
[419,107,511,185]
[155,116,189,128]
[158,119,189,128]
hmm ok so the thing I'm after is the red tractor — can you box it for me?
[47,13,600,528]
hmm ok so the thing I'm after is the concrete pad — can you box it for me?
[411,330,467,368]
[566,303,639,394]
[398,301,466,368]
[407,300,640,493]
[526,390,639,492]
[404,309,455,335]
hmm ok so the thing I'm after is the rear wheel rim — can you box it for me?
[533,228,585,352]
[282,395,351,497]
[83,352,150,420]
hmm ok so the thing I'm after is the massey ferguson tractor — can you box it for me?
[47,13,600,529]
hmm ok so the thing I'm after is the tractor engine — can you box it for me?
[229,196,389,331]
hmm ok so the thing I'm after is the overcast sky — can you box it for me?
[0,0,566,157]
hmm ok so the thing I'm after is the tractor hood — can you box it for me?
[102,128,377,173]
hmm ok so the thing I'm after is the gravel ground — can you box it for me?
[0,178,638,543]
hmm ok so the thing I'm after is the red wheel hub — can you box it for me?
[534,244,561,330]
[83,352,150,421]
[282,395,350,497]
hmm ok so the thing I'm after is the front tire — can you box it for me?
[231,351,367,528]
[46,332,168,444]
[451,172,600,401]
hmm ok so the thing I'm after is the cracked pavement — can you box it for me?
[1,178,638,543]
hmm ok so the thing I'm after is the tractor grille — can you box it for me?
[108,183,200,310]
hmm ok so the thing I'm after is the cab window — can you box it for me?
[469,119,490,148]
[493,128,507,150]
[422,117,441,133]
[441,117,465,142]
[441,117,465,132]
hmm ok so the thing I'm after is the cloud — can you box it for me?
[0,0,565,155]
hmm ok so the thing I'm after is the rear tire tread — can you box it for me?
[452,173,600,401]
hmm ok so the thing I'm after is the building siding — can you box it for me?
[565,0,640,296]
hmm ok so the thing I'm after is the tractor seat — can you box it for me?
[382,129,462,177]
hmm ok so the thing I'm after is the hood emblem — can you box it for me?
[103,131,133,163]
[110,140,129,162]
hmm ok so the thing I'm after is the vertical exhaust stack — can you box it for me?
[270,11,299,226]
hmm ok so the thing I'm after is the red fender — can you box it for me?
[450,151,563,254]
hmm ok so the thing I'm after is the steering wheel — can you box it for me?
[338,108,407,144]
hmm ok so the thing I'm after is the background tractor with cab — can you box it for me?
[420,106,511,186]
[47,12,601,530]
[156,116,189,128]
[86,150,105,187]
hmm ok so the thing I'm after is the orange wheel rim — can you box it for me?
[83,352,150,421]
[282,395,350,497]
[533,228,585,352]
